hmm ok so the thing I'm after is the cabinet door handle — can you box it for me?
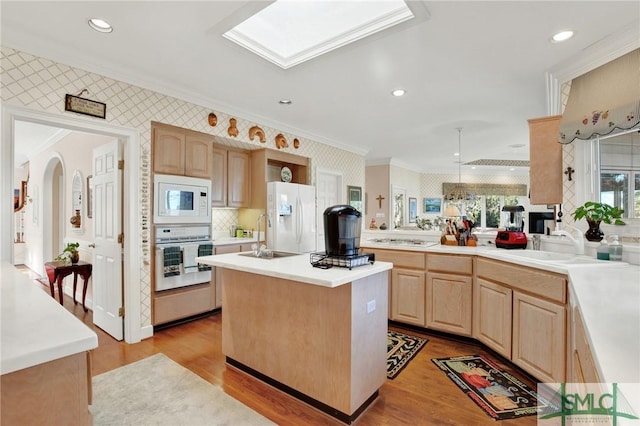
[88,243,96,248]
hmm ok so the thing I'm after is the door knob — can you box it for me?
[88,243,96,248]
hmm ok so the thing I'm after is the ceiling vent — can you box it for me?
[464,159,530,167]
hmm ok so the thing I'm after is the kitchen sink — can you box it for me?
[238,250,300,259]
[497,250,606,264]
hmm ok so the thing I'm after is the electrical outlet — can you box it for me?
[375,213,385,218]
[367,299,376,313]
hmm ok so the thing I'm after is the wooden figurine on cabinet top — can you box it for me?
[227,118,239,137]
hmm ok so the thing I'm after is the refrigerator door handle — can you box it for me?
[296,197,303,244]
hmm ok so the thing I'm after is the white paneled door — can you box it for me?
[92,140,124,340]
[315,170,342,252]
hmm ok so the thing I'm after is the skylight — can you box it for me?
[223,0,414,69]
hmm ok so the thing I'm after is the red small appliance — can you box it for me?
[495,205,528,249]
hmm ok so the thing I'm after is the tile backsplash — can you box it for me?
[211,209,239,235]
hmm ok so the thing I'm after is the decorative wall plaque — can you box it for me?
[64,94,106,119]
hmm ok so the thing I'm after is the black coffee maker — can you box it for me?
[323,205,362,256]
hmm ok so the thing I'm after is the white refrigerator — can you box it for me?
[267,182,316,253]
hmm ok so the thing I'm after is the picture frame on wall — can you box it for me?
[423,197,442,213]
[347,185,362,212]
[409,197,417,223]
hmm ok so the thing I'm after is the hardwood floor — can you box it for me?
[33,275,541,426]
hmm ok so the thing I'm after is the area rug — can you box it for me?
[91,353,275,425]
[431,354,558,420]
[387,330,428,379]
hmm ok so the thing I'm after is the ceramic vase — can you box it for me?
[584,219,604,242]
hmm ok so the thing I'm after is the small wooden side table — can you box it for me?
[44,260,92,311]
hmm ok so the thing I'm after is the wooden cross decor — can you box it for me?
[376,195,385,209]
[564,166,575,181]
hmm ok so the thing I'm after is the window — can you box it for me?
[598,130,640,218]
[466,195,521,229]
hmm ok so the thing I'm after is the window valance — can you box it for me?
[442,183,527,197]
[559,48,640,144]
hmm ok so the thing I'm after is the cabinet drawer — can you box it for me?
[214,244,241,254]
[427,254,473,275]
[372,249,426,269]
[477,258,566,303]
[153,284,213,325]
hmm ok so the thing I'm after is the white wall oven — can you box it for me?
[153,174,211,224]
[155,225,213,291]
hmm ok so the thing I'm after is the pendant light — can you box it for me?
[444,127,475,211]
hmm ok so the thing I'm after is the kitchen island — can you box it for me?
[1,261,98,425]
[196,252,393,423]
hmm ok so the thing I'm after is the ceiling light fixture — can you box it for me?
[444,127,476,208]
[279,99,292,105]
[551,30,574,42]
[391,89,406,97]
[88,18,113,33]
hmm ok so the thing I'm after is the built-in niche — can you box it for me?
[392,186,406,229]
[71,170,83,232]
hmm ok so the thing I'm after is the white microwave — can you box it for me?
[153,174,211,224]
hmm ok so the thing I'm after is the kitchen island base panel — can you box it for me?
[221,268,388,417]
[226,357,379,424]
[1,351,92,426]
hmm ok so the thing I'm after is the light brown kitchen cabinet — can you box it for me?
[426,254,473,336]
[210,147,250,208]
[569,305,601,384]
[152,122,212,178]
[250,148,309,210]
[153,282,215,325]
[152,125,185,175]
[528,115,563,204]
[211,146,227,207]
[228,150,250,208]
[369,249,426,326]
[391,268,426,326]
[474,278,513,357]
[512,290,566,383]
[184,133,213,178]
[475,257,567,382]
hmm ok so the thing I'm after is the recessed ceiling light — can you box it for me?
[509,167,516,171]
[551,30,574,43]
[453,152,460,156]
[279,99,292,105]
[391,89,406,97]
[471,166,477,170]
[88,18,113,33]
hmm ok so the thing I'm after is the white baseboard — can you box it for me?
[140,325,154,340]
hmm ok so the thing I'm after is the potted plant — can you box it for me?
[55,242,80,264]
[571,201,625,241]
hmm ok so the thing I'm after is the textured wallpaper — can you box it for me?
[1,46,364,330]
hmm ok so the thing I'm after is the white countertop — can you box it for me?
[567,264,640,384]
[196,252,392,287]
[1,261,98,375]
[361,241,640,388]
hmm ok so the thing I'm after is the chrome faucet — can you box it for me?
[255,212,272,257]
[551,224,584,255]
